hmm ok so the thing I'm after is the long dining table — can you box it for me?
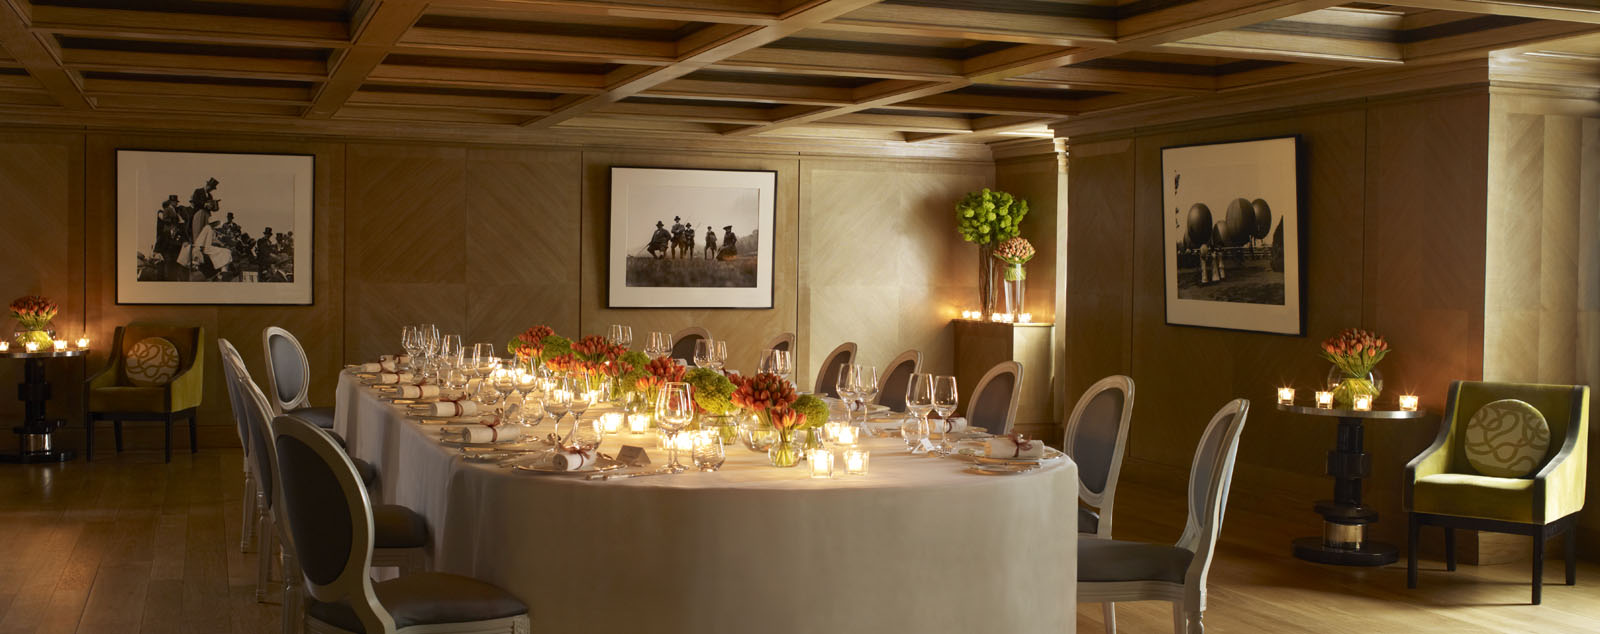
[334,371,1078,634]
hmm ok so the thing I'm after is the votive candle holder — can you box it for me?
[628,414,650,434]
[1353,395,1373,412]
[601,412,624,434]
[843,449,870,476]
[808,449,834,479]
[1399,394,1419,412]
[1314,391,1334,409]
[52,340,67,352]
[834,425,860,446]
[1276,387,1295,405]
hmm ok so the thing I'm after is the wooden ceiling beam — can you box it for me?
[82,77,314,104]
[347,89,558,114]
[593,100,784,124]
[398,25,679,64]
[1158,31,1404,65]
[904,114,1053,142]
[1384,0,1600,25]
[0,0,91,109]
[61,49,328,82]
[819,111,975,132]
[365,64,607,93]
[641,77,855,105]
[304,0,428,119]
[714,47,964,81]
[999,66,1219,94]
[426,0,783,26]
[1404,17,1600,63]
[27,4,348,48]
[893,92,1084,116]
[822,3,1115,46]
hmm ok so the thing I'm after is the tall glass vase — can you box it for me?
[977,244,997,317]
[1002,262,1026,317]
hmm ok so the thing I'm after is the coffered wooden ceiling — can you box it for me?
[0,0,1596,146]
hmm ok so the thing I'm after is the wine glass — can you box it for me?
[905,372,935,438]
[418,324,440,379]
[693,339,714,369]
[852,365,880,424]
[401,327,422,371]
[655,381,694,473]
[931,375,958,443]
[438,334,462,387]
[568,380,593,428]
[835,365,859,419]
[758,348,783,375]
[618,326,633,350]
[544,375,574,440]
[710,341,728,374]
[774,350,794,383]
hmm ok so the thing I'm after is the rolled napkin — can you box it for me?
[986,434,1045,459]
[551,448,598,471]
[379,354,412,366]
[930,416,968,434]
[359,361,388,373]
[446,424,519,444]
[395,384,440,399]
[373,371,414,385]
[423,400,480,417]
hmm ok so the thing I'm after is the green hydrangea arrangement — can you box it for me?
[684,367,737,416]
[956,188,1028,245]
[792,394,829,429]
[611,350,652,397]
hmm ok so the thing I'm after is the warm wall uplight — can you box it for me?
[1399,395,1419,412]
[1315,391,1334,409]
[1277,387,1295,406]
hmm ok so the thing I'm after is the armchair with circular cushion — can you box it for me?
[83,323,205,463]
[1405,380,1589,605]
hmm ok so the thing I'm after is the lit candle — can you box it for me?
[990,312,1003,322]
[0,342,9,352]
[52,340,67,352]
[1018,313,1033,323]
[1353,395,1373,412]
[75,336,90,349]
[808,449,834,479]
[1399,394,1419,412]
[668,432,694,452]
[24,342,38,353]
[1277,387,1295,405]
[601,412,624,433]
[844,449,870,476]
[834,425,860,446]
[628,414,650,434]
[1315,391,1333,409]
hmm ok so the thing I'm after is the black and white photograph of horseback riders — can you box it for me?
[1161,136,1302,335]
[117,150,314,305]
[608,167,776,309]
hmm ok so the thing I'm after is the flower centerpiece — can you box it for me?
[571,334,630,394]
[506,325,554,363]
[792,394,829,450]
[9,296,58,349]
[685,367,739,442]
[635,355,687,419]
[956,188,1029,315]
[1319,328,1389,408]
[730,372,800,467]
[993,236,1035,316]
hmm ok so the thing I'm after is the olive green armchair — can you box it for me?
[84,324,205,463]
[1405,380,1588,604]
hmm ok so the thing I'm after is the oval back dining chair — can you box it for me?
[218,338,259,553]
[1069,375,1136,540]
[262,326,337,430]
[966,361,1024,436]
[875,349,922,413]
[670,327,711,364]
[1078,398,1250,634]
[812,342,857,398]
[273,415,530,634]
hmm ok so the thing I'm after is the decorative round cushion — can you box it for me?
[125,337,181,387]
[1463,399,1551,478]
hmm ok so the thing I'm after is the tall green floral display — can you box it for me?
[956,189,1028,316]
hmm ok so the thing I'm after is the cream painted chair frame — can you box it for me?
[262,326,312,416]
[874,349,922,411]
[273,416,530,634]
[966,361,1024,436]
[1069,375,1137,539]
[1079,399,1250,634]
[669,327,712,364]
[812,342,857,397]
[218,338,259,554]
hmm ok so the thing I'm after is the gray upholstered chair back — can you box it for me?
[670,327,710,363]
[262,326,311,415]
[1175,399,1250,589]
[217,338,251,456]
[967,361,1023,435]
[1069,377,1133,497]
[813,342,857,398]
[876,349,922,413]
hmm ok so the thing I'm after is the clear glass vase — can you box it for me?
[977,244,997,316]
[1326,366,1383,409]
[768,430,801,468]
[1002,262,1026,317]
[12,320,54,348]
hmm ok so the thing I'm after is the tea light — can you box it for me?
[627,414,650,434]
[1277,387,1295,405]
[1353,395,1373,412]
[601,412,624,433]
[1314,391,1334,409]
[834,424,860,446]
[808,449,834,479]
[24,342,38,353]
[844,449,870,476]
[75,336,90,349]
[0,342,9,352]
[1399,394,1419,412]
[51,340,67,352]
[1018,313,1033,323]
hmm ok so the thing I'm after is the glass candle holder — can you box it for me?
[808,449,834,479]
[1399,394,1419,412]
[834,425,860,446]
[1018,313,1033,323]
[0,342,10,352]
[601,412,624,434]
[1314,391,1334,409]
[1353,395,1373,412]
[75,337,90,349]
[1277,387,1295,405]
[628,413,650,434]
[843,449,870,476]
[23,342,38,353]
[51,340,67,352]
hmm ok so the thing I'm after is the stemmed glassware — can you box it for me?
[607,324,633,350]
[656,381,694,473]
[416,324,439,380]
[902,373,934,449]
[693,339,714,369]
[471,343,498,401]
[544,375,574,441]
[401,327,419,370]
[710,341,728,374]
[931,375,958,443]
[645,332,672,358]
[852,365,880,423]
[835,365,859,419]
[758,349,792,382]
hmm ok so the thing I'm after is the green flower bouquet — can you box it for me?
[956,189,1029,315]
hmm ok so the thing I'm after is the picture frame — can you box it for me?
[607,166,777,309]
[1161,136,1303,335]
[116,149,314,305]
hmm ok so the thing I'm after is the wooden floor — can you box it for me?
[0,449,1596,634]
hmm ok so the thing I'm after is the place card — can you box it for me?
[615,445,652,467]
[910,438,937,455]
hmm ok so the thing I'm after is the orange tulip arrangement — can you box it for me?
[10,295,57,348]
[1320,328,1389,407]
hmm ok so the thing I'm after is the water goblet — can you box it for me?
[655,381,694,473]
[619,326,633,350]
[835,365,859,420]
[693,339,714,369]
[905,372,935,441]
[710,341,727,373]
[852,365,879,424]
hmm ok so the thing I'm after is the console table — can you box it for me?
[1,349,86,463]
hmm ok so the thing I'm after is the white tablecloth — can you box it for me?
[335,372,1077,634]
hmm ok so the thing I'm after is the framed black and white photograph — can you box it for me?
[1162,136,1302,334]
[608,166,776,309]
[116,150,313,305]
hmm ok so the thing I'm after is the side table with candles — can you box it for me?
[0,348,87,463]
[1276,401,1426,566]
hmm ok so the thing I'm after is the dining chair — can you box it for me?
[1078,398,1249,634]
[1405,381,1588,605]
[273,415,531,634]
[966,361,1023,435]
[219,338,260,553]
[262,326,337,430]
[1066,375,1137,631]
[670,326,711,364]
[875,349,922,412]
[83,323,204,463]
[812,342,857,398]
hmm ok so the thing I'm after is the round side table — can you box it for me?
[1,348,86,463]
[1276,402,1426,566]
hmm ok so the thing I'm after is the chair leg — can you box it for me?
[1445,527,1456,572]
[84,418,95,462]
[1102,602,1116,634]
[1533,529,1545,605]
[256,513,275,603]
[1407,514,1420,589]
[113,420,123,452]
[282,551,303,634]
[240,472,257,553]
[1172,603,1185,634]
[189,411,198,453]
[163,416,173,463]
[1566,521,1578,586]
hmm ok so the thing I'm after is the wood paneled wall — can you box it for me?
[0,128,994,453]
[1064,89,1490,548]
[996,152,1064,422]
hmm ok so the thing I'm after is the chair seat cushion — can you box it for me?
[1413,473,1536,523]
[88,386,168,413]
[308,572,526,633]
[290,406,337,429]
[1079,507,1100,535]
[1078,538,1193,584]
[372,503,428,549]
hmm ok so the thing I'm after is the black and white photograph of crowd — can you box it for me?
[136,177,295,283]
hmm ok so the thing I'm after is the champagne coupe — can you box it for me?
[693,339,714,369]
[853,365,880,424]
[835,365,859,420]
[710,341,728,374]
[931,375,958,443]
[656,381,694,473]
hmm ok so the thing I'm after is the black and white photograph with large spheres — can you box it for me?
[608,167,775,309]
[117,150,314,305]
[1162,136,1301,335]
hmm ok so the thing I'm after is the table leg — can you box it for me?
[1,357,75,463]
[1292,416,1397,565]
